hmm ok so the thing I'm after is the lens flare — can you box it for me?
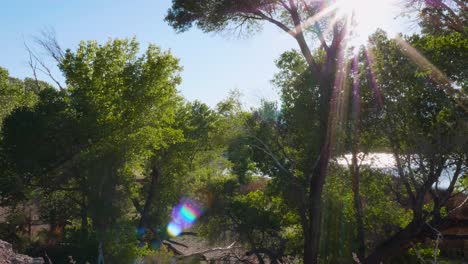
[167,222,182,237]
[136,227,146,236]
[166,198,202,237]
[180,205,197,223]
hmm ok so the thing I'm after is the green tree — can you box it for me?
[0,69,51,207]
[200,174,301,263]
[2,38,185,262]
[0,67,43,130]
[131,100,228,247]
[165,2,352,261]
[362,31,467,263]
[62,37,184,262]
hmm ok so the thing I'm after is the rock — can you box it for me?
[0,240,44,264]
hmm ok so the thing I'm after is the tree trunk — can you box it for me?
[303,119,331,263]
[364,221,422,263]
[78,169,88,238]
[138,165,160,229]
[351,151,365,260]
[254,253,265,264]
[306,153,329,263]
[249,248,280,264]
[302,69,335,264]
[304,219,320,263]
[80,205,88,237]
[351,61,366,260]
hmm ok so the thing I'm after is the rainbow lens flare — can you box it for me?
[167,198,202,237]
[167,222,182,237]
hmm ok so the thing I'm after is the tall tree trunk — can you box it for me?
[303,232,315,264]
[351,58,366,260]
[28,211,32,238]
[306,147,330,263]
[138,165,160,229]
[80,204,88,237]
[78,169,88,237]
[351,151,365,260]
[302,65,335,264]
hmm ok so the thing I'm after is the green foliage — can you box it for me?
[409,32,468,89]
[200,175,301,261]
[362,29,467,262]
[359,169,412,245]
[273,50,321,170]
[166,0,268,33]
[0,67,40,128]
[409,244,440,259]
[321,165,412,261]
[0,38,189,261]
[0,68,48,206]
[0,5,466,262]
[367,30,467,160]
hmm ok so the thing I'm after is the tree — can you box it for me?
[404,0,467,35]
[62,37,185,262]
[132,100,227,247]
[362,30,467,263]
[165,2,351,261]
[0,69,49,207]
[200,175,299,263]
[318,164,413,263]
[2,38,185,262]
[0,67,42,130]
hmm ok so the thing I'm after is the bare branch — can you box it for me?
[394,150,416,206]
[178,241,242,259]
[254,10,296,37]
[410,242,427,263]
[34,28,64,64]
[24,41,64,90]
[250,142,292,177]
[25,42,41,91]
[278,0,292,12]
[405,154,419,189]
[442,158,465,205]
[314,22,329,51]
[44,251,53,264]
[287,0,320,74]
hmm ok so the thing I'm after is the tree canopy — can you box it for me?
[0,1,466,263]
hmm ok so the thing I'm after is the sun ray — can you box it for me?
[290,2,341,36]
[352,55,361,121]
[363,49,383,108]
[328,19,352,154]
[395,36,468,111]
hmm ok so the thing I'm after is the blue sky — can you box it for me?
[1,0,412,107]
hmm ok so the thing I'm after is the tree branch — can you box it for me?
[314,22,329,52]
[24,42,64,90]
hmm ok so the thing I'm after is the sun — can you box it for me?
[335,0,398,45]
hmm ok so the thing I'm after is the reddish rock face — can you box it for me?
[0,240,44,264]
